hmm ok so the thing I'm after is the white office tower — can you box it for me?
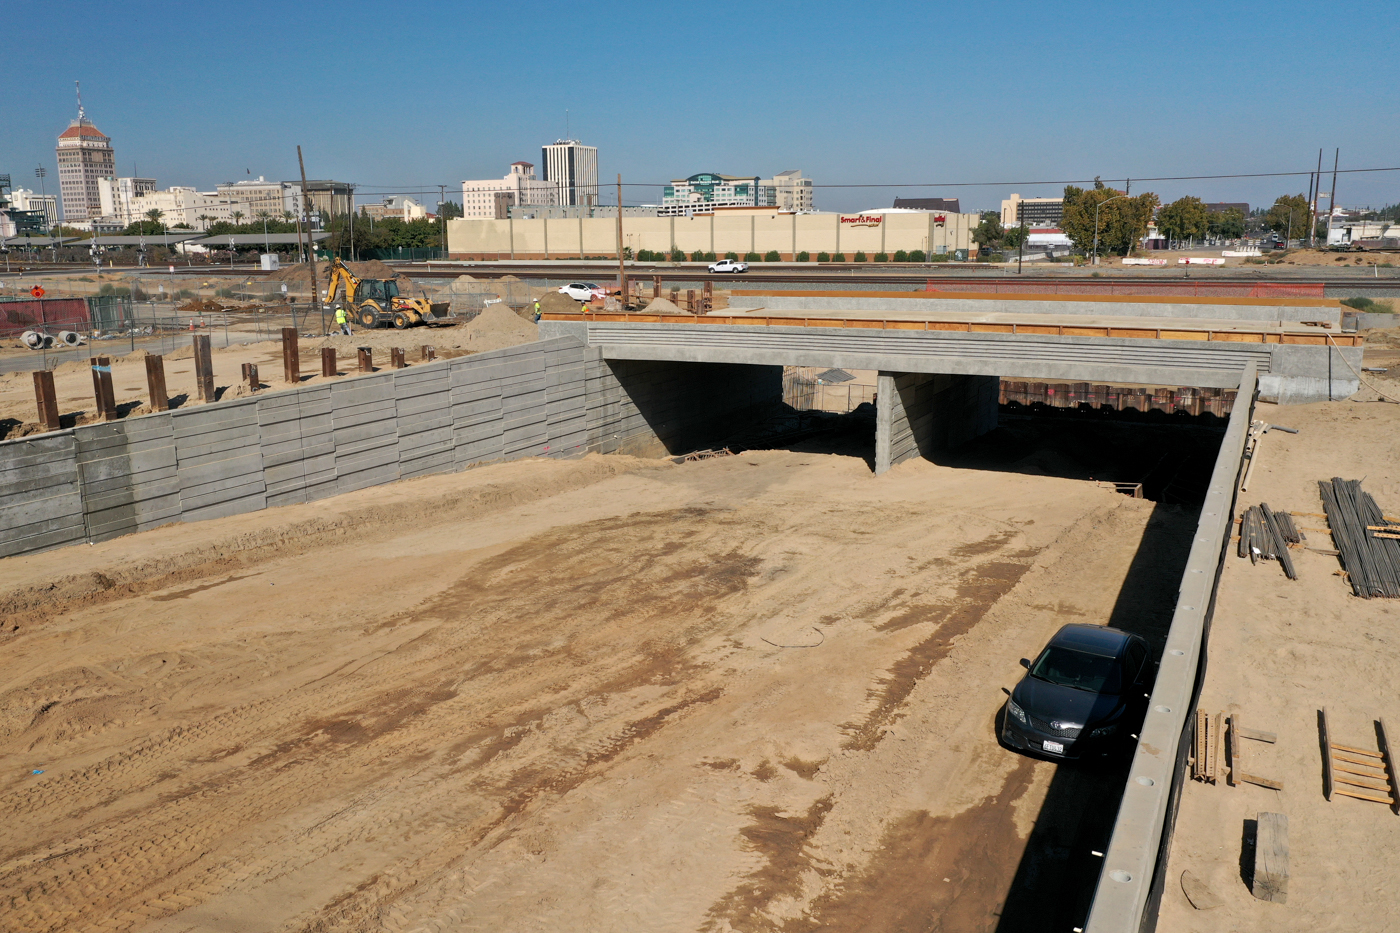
[541,140,598,208]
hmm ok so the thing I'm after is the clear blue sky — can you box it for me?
[5,0,1397,215]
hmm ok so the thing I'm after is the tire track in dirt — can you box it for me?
[0,506,770,933]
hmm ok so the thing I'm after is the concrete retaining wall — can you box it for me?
[0,338,595,559]
[0,337,785,560]
[727,293,1341,325]
[1084,364,1257,933]
[875,372,998,474]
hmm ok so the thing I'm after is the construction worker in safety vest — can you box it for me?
[334,305,351,336]
[533,300,541,323]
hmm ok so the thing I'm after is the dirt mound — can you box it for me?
[537,291,580,315]
[498,274,521,282]
[122,349,151,361]
[179,298,226,314]
[466,303,536,338]
[641,296,690,315]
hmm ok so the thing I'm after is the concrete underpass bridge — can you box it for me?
[540,290,1361,473]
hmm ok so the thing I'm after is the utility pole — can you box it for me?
[348,183,356,262]
[439,184,447,259]
[616,174,626,305]
[1326,148,1340,246]
[297,146,323,332]
[1304,147,1316,246]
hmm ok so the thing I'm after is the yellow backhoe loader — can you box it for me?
[323,258,449,329]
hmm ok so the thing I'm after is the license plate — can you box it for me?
[1042,740,1065,754]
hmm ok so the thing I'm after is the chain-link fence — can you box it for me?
[782,367,878,413]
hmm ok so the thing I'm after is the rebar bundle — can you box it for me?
[1238,503,1299,580]
[1319,478,1400,598]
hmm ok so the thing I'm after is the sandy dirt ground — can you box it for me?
[1159,375,1400,929]
[0,439,1192,933]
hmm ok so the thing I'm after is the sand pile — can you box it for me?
[179,298,225,314]
[498,274,521,282]
[641,296,689,315]
[537,291,580,315]
[460,305,538,353]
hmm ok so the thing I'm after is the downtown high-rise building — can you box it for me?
[56,92,115,222]
[540,140,598,208]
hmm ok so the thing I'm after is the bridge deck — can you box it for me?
[541,310,1362,347]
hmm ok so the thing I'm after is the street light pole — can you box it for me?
[1092,194,1129,265]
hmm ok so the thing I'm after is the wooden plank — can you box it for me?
[1377,718,1400,816]
[1321,709,1335,801]
[1238,772,1285,791]
[1332,767,1388,784]
[1335,751,1387,767]
[1251,812,1289,903]
[1335,787,1396,804]
[1236,725,1277,744]
[1335,763,1390,780]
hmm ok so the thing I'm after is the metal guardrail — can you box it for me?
[1083,362,1257,933]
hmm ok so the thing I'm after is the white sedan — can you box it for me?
[708,259,748,273]
[558,282,607,302]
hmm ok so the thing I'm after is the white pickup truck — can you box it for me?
[708,259,748,273]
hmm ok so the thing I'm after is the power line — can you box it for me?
[351,165,1400,192]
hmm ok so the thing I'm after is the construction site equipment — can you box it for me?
[1319,478,1400,597]
[1192,709,1221,783]
[1240,421,1298,492]
[324,257,448,330]
[1320,708,1399,812]
[1237,503,1300,579]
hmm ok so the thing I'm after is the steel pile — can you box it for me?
[1319,478,1400,598]
[1238,503,1300,579]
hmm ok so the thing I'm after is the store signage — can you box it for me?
[839,214,883,226]
[933,214,946,227]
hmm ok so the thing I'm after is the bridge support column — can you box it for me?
[875,372,999,474]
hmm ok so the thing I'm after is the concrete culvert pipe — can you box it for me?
[21,330,46,350]
[58,331,82,347]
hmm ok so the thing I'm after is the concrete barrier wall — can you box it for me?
[0,337,787,560]
[447,210,979,260]
[0,338,596,559]
[875,373,999,474]
[1084,364,1257,933]
[727,293,1341,325]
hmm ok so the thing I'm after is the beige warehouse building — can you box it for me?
[446,208,977,260]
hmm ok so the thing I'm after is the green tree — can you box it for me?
[438,200,463,220]
[1061,186,1160,256]
[1265,195,1310,241]
[144,207,165,227]
[972,212,1005,249]
[1157,196,1210,242]
[763,250,781,262]
[1208,208,1245,239]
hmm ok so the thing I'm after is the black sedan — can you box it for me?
[1000,623,1153,760]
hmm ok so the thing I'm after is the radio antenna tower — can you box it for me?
[75,80,85,120]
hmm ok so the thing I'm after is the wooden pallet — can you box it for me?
[1320,708,1400,813]
[1192,709,1221,783]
